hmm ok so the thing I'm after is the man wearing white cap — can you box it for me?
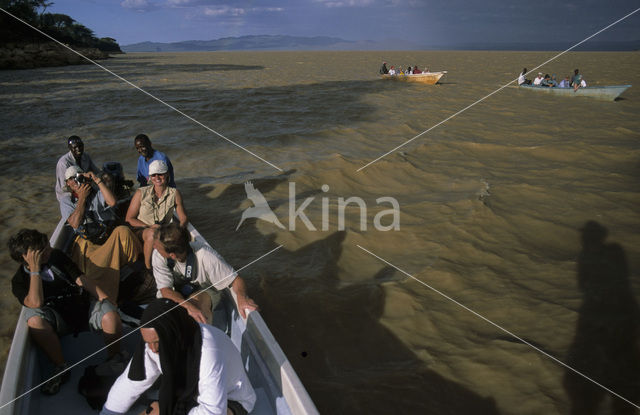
[533,72,544,86]
[60,166,142,305]
[55,135,100,201]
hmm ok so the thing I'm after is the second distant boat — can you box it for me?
[381,71,447,85]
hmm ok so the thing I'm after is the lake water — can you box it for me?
[1,50,639,414]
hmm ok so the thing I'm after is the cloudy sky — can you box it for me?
[46,0,640,46]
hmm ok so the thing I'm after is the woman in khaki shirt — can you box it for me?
[126,160,188,271]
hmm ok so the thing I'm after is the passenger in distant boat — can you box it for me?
[100,299,256,415]
[541,74,557,87]
[60,165,142,305]
[379,61,388,74]
[533,72,544,86]
[397,66,404,75]
[55,135,99,201]
[406,65,412,74]
[126,160,188,272]
[151,222,258,325]
[517,68,531,85]
[134,134,175,188]
[9,229,126,395]
[558,76,570,88]
[572,72,586,91]
[388,66,396,75]
[570,69,581,87]
[412,66,422,74]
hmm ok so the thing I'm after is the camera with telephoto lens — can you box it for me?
[74,173,89,185]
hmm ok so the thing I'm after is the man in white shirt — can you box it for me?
[151,223,257,324]
[532,72,544,86]
[101,299,256,415]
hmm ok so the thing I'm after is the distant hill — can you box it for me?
[122,35,640,52]
[431,40,640,51]
[123,35,357,52]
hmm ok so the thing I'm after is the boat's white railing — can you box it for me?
[0,219,69,415]
[189,224,319,415]
[0,308,33,415]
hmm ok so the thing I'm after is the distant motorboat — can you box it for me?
[381,71,447,85]
[518,84,631,101]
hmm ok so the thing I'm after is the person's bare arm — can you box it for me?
[230,276,258,319]
[125,190,149,228]
[174,190,188,227]
[22,248,45,308]
[159,287,208,324]
[66,183,91,229]
[87,171,116,207]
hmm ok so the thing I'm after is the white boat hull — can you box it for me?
[381,71,447,84]
[518,84,631,101]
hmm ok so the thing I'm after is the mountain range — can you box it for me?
[122,35,640,52]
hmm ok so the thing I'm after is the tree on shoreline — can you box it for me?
[0,0,122,52]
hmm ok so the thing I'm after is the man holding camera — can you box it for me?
[60,166,141,305]
[55,135,100,201]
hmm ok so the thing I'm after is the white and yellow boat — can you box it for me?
[381,71,447,85]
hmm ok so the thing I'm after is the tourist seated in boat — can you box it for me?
[60,165,142,305]
[388,66,396,75]
[125,159,188,272]
[570,69,581,87]
[9,229,126,395]
[572,73,587,91]
[55,135,100,202]
[151,222,258,324]
[412,65,422,74]
[134,133,175,188]
[558,76,570,88]
[397,66,404,75]
[517,68,531,85]
[533,72,544,86]
[379,61,388,74]
[100,299,256,415]
[541,74,558,87]
[406,65,413,74]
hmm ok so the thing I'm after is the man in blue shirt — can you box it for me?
[134,134,175,188]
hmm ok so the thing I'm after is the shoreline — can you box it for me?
[0,42,120,70]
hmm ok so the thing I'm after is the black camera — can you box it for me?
[74,173,89,185]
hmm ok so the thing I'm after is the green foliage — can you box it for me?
[0,0,122,52]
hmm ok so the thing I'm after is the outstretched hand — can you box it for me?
[186,303,208,324]
[236,295,258,319]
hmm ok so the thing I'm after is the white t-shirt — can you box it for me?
[533,76,543,86]
[102,324,256,415]
[152,239,237,296]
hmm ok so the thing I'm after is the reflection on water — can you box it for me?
[0,51,639,414]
